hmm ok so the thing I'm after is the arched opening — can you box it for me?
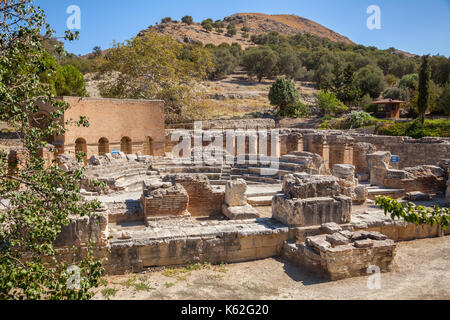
[75,138,87,163]
[98,137,109,155]
[143,136,154,156]
[120,137,132,154]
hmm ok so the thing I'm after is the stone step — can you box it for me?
[366,186,405,200]
[248,195,274,206]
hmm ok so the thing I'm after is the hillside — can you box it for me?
[138,13,353,47]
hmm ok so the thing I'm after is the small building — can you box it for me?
[372,99,405,120]
[36,97,166,158]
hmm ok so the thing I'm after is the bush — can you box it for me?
[268,78,299,112]
[161,17,172,24]
[242,46,278,82]
[383,87,409,101]
[317,91,348,116]
[181,15,193,25]
[347,111,375,128]
[201,19,213,32]
[356,65,386,98]
[226,23,237,37]
[377,119,450,138]
[279,101,310,118]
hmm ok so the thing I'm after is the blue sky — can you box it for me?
[36,0,450,56]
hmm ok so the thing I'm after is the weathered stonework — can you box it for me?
[163,174,224,217]
[282,228,396,281]
[140,179,189,223]
[272,174,352,227]
[222,179,259,220]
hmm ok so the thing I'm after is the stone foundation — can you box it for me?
[272,174,352,227]
[283,228,396,281]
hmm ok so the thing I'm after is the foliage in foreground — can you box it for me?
[0,0,103,300]
[376,197,449,231]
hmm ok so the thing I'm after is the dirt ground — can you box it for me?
[93,236,450,300]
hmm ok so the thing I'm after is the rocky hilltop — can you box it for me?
[138,13,353,47]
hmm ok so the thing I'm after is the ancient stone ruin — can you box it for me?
[5,117,449,282]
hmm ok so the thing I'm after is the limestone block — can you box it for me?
[321,222,342,234]
[272,195,352,227]
[406,191,431,201]
[367,151,391,186]
[282,174,340,199]
[353,185,368,204]
[126,154,138,161]
[326,233,350,245]
[225,178,248,207]
[333,164,355,180]
[222,204,260,220]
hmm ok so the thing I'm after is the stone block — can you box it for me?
[272,195,352,227]
[282,174,340,199]
[405,191,431,201]
[320,222,342,234]
[225,178,247,206]
[222,204,260,220]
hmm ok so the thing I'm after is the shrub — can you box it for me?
[317,91,348,116]
[279,101,310,118]
[377,119,450,138]
[268,78,299,112]
[226,23,237,37]
[376,197,449,230]
[161,17,172,24]
[201,19,213,32]
[383,87,409,101]
[347,111,375,128]
[356,65,386,99]
[181,15,193,25]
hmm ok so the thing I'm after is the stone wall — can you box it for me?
[105,218,290,275]
[282,226,396,281]
[39,97,166,158]
[140,180,189,221]
[163,174,224,217]
[272,174,352,227]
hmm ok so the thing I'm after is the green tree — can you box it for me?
[99,32,213,122]
[91,46,102,59]
[201,19,213,32]
[437,83,450,116]
[418,55,431,128]
[333,63,362,106]
[181,15,193,25]
[209,46,239,79]
[317,91,348,116]
[356,65,386,99]
[383,87,409,101]
[242,46,278,82]
[61,65,87,96]
[0,0,103,300]
[268,78,299,114]
[161,17,172,24]
[226,23,237,37]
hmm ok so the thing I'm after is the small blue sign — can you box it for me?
[111,149,120,155]
[390,156,400,163]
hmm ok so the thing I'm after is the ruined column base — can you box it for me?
[222,204,260,220]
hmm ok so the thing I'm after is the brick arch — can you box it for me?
[120,136,132,154]
[75,138,87,163]
[98,137,109,155]
[143,136,154,156]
